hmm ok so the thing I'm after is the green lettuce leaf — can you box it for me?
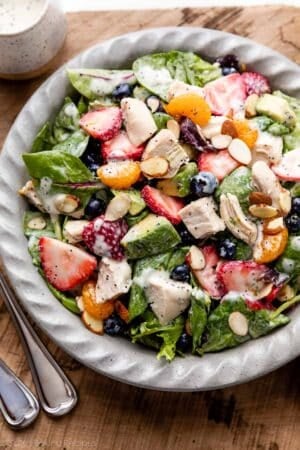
[52,130,89,157]
[188,289,210,352]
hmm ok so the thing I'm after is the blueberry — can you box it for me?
[84,197,106,219]
[145,95,163,113]
[104,314,126,336]
[170,264,190,283]
[216,54,240,71]
[222,67,237,76]
[112,83,133,101]
[81,138,102,173]
[217,238,236,260]
[176,332,192,353]
[177,224,197,245]
[292,197,300,215]
[285,214,300,233]
[190,172,219,197]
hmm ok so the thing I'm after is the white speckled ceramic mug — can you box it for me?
[0,0,67,80]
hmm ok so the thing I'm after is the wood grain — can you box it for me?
[0,7,299,450]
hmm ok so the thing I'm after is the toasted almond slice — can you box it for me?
[228,138,252,165]
[277,284,295,302]
[82,311,104,335]
[211,134,232,149]
[249,204,278,219]
[27,216,47,230]
[245,93,259,118]
[201,117,226,139]
[105,194,131,221]
[146,96,160,113]
[228,312,249,336]
[186,245,206,271]
[263,217,284,235]
[221,120,238,138]
[140,157,169,178]
[249,191,272,206]
[54,194,80,214]
[185,319,192,336]
[256,283,273,299]
[167,119,180,139]
[76,296,85,312]
[279,190,292,216]
[64,220,89,243]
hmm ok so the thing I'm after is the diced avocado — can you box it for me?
[215,167,253,209]
[153,112,172,130]
[274,90,300,151]
[256,94,296,128]
[157,163,198,197]
[112,189,146,215]
[121,214,181,259]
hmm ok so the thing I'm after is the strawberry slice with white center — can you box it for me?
[189,245,225,299]
[141,186,184,225]
[102,131,144,161]
[39,237,97,291]
[204,73,247,115]
[241,71,271,96]
[217,261,271,301]
[79,107,122,141]
[198,149,239,181]
[272,148,300,181]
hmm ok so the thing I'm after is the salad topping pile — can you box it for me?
[20,50,300,361]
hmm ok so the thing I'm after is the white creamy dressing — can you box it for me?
[0,0,46,34]
[89,72,134,96]
[140,66,173,85]
[282,258,296,273]
[64,103,78,120]
[291,236,300,252]
[37,177,60,215]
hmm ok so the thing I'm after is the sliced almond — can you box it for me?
[277,284,295,302]
[263,217,284,235]
[185,319,192,336]
[228,312,249,336]
[221,120,238,138]
[211,134,232,149]
[201,117,226,139]
[27,216,47,230]
[186,245,206,271]
[249,191,272,206]
[167,119,180,140]
[228,138,252,165]
[245,94,259,118]
[54,194,80,214]
[256,283,273,299]
[146,96,160,113]
[249,204,278,219]
[140,157,169,178]
[105,194,131,221]
[279,190,292,216]
[64,220,89,243]
[82,311,104,335]
[76,296,85,312]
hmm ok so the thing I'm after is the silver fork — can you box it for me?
[0,271,78,417]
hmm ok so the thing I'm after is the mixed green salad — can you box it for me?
[20,51,300,361]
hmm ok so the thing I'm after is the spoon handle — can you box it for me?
[0,273,78,416]
[0,359,39,429]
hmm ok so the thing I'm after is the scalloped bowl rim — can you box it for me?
[0,27,300,391]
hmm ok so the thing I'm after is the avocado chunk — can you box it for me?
[121,214,181,259]
[256,94,296,128]
[112,189,146,216]
[157,162,198,197]
[215,166,253,209]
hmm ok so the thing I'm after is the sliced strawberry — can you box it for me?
[204,73,247,115]
[141,186,184,225]
[217,261,270,300]
[190,245,225,299]
[245,299,274,311]
[241,71,271,96]
[198,149,239,181]
[79,107,122,141]
[82,215,128,260]
[102,131,144,162]
[272,149,300,181]
[39,237,97,291]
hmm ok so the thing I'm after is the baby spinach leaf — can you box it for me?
[133,51,221,101]
[53,130,89,157]
[67,68,136,100]
[24,212,56,266]
[77,96,89,114]
[188,289,211,352]
[270,294,300,319]
[31,122,55,152]
[249,309,289,338]
[53,97,80,134]
[39,269,80,314]
[23,151,94,183]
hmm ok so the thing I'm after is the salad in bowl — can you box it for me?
[20,49,300,362]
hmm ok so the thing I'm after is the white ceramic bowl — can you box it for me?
[0,28,300,391]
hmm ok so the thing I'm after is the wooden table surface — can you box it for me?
[0,6,300,450]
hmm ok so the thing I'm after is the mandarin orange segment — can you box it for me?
[115,300,129,323]
[254,227,288,264]
[165,94,211,126]
[97,161,141,189]
[82,280,115,320]
[233,120,258,149]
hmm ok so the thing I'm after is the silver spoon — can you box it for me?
[0,359,39,429]
[0,272,78,416]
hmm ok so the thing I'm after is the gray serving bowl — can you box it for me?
[0,28,299,391]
